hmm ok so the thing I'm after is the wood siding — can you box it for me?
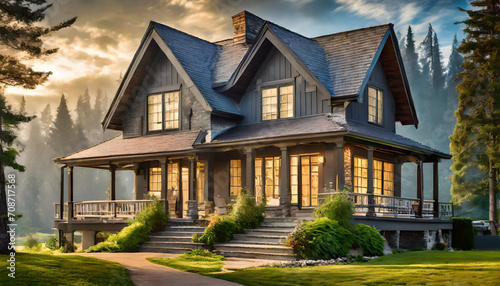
[239,47,331,124]
[346,59,396,132]
[122,50,210,138]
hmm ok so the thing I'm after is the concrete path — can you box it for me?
[79,252,244,286]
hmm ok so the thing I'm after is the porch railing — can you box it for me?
[321,192,451,218]
[54,199,161,220]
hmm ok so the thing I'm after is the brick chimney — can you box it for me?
[231,11,266,44]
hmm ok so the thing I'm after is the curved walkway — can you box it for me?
[79,252,243,286]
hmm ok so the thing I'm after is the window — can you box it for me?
[383,162,394,196]
[149,167,161,198]
[290,156,299,204]
[368,87,383,125]
[147,91,180,131]
[262,85,293,120]
[373,160,383,195]
[255,158,263,202]
[229,160,241,196]
[265,157,280,200]
[167,162,179,195]
[353,157,368,193]
[196,162,205,203]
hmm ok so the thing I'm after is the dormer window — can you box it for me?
[147,91,180,131]
[262,85,294,121]
[368,87,383,125]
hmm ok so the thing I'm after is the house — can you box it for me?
[53,11,453,251]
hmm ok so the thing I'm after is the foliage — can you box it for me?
[135,195,169,232]
[352,224,385,256]
[147,249,225,274]
[194,189,264,246]
[208,251,500,286]
[314,189,354,228]
[44,235,58,251]
[432,243,446,251]
[450,0,500,235]
[96,231,112,241]
[86,222,150,252]
[23,233,42,252]
[286,218,354,260]
[451,217,474,250]
[0,253,133,285]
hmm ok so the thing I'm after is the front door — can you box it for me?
[299,155,319,208]
[181,165,189,217]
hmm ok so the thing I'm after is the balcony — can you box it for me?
[320,192,453,219]
[54,199,161,220]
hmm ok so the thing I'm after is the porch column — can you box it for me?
[187,156,198,220]
[244,148,255,196]
[59,165,66,220]
[160,158,167,213]
[394,161,402,197]
[335,142,345,190]
[433,161,439,218]
[366,146,376,217]
[324,143,335,191]
[279,146,291,216]
[109,164,116,201]
[416,161,424,218]
[67,166,74,221]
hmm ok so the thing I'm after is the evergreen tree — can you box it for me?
[403,26,420,87]
[75,86,92,130]
[19,96,26,114]
[0,1,75,252]
[446,34,464,89]
[450,0,500,235]
[432,33,445,92]
[40,103,52,136]
[419,24,434,91]
[49,94,79,155]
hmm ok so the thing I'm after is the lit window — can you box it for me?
[229,160,242,196]
[149,167,161,198]
[196,162,205,203]
[373,160,383,195]
[353,157,368,193]
[262,85,293,120]
[290,156,298,204]
[368,87,383,125]
[167,162,179,194]
[147,91,180,131]
[383,162,394,196]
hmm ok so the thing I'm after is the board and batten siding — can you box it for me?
[239,46,331,124]
[345,59,396,132]
[122,50,210,138]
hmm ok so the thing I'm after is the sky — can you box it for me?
[5,0,470,115]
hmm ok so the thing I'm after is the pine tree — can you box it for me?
[75,86,92,130]
[419,24,434,91]
[450,0,500,235]
[19,96,26,114]
[40,103,52,136]
[432,33,445,92]
[403,26,420,87]
[49,94,78,155]
[0,1,75,252]
[446,34,464,89]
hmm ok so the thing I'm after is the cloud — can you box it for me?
[335,0,392,22]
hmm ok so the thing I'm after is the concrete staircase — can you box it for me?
[214,217,300,260]
[139,218,207,253]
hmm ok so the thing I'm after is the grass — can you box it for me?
[0,252,134,285]
[147,250,225,274]
[207,251,500,286]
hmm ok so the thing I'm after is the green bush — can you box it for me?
[24,233,42,252]
[352,224,385,256]
[452,217,474,250]
[286,218,354,259]
[86,222,150,252]
[45,235,59,251]
[194,189,264,246]
[136,195,169,232]
[314,188,354,228]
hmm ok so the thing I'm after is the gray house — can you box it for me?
[54,11,453,250]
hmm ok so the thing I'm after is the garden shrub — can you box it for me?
[194,189,264,246]
[24,233,42,252]
[352,224,385,256]
[314,188,354,228]
[452,217,474,250]
[86,222,150,252]
[136,195,169,232]
[286,218,354,259]
[45,235,59,251]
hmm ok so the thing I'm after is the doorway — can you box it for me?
[291,155,319,208]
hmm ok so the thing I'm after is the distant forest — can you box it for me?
[9,23,484,235]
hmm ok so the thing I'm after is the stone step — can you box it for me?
[233,234,286,244]
[260,221,297,228]
[215,243,295,255]
[168,218,196,226]
[229,240,284,245]
[150,231,204,237]
[218,250,298,261]
[139,246,201,254]
[246,228,295,235]
[263,217,299,222]
[166,226,206,232]
[148,236,193,242]
[141,241,205,249]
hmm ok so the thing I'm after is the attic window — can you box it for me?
[147,91,180,131]
[262,85,294,121]
[368,87,383,125]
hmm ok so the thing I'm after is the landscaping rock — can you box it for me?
[262,256,379,268]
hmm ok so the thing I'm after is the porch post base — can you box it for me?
[186,200,199,220]
[81,230,96,251]
[279,198,291,217]
[64,231,74,253]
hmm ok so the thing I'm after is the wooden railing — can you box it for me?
[439,203,454,218]
[320,192,445,218]
[54,200,161,220]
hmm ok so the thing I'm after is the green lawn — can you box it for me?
[208,251,500,286]
[147,251,225,274]
[0,252,134,285]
